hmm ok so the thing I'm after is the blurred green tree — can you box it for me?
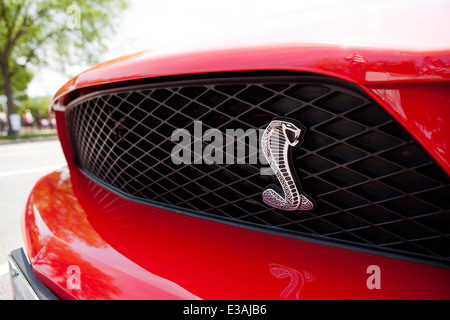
[0,0,128,134]
[17,96,51,117]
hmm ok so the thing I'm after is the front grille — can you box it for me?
[67,75,450,264]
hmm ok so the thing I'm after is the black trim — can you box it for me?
[10,248,59,300]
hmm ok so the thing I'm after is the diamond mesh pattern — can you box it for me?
[67,76,450,262]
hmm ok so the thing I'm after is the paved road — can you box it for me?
[0,139,66,300]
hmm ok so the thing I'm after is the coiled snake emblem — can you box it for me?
[261,117,314,211]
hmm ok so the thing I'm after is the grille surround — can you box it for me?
[66,75,450,266]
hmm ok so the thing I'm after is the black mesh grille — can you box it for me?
[67,76,450,264]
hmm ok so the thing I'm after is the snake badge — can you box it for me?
[261,117,314,211]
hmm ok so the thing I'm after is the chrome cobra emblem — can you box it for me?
[261,117,314,211]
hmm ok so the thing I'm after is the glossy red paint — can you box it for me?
[23,167,450,299]
[361,82,450,175]
[54,45,450,101]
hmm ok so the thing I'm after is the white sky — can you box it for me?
[27,0,449,98]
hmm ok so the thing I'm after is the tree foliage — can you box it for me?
[0,0,128,132]
[17,96,51,117]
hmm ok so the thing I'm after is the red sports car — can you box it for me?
[8,1,450,301]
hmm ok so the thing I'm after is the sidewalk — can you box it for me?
[0,129,58,145]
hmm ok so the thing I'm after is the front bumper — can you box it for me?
[8,248,58,300]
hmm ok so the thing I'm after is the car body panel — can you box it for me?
[362,82,450,175]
